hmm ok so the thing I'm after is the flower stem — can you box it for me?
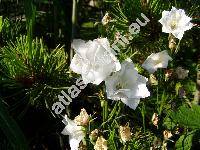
[123,143,127,150]
[71,0,77,61]
[174,0,177,7]
[103,100,108,123]
[175,40,181,54]
[101,101,120,127]
[141,103,146,133]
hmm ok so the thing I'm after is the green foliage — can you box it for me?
[0,134,13,150]
[98,0,200,149]
[175,131,194,150]
[170,104,200,129]
[163,117,176,130]
[0,0,200,149]
[0,35,69,111]
[24,0,36,56]
[183,80,196,94]
[0,98,28,150]
[0,16,2,32]
[0,18,25,43]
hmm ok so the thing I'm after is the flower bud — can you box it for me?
[102,13,111,26]
[165,69,173,81]
[169,38,176,50]
[149,74,158,86]
[163,130,172,140]
[165,69,173,79]
[168,34,177,50]
[178,87,186,98]
[89,129,99,142]
[78,141,87,150]
[151,113,159,128]
[115,32,120,40]
[175,67,189,79]
[94,136,108,150]
[74,108,89,126]
[119,123,132,143]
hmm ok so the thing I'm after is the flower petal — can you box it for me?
[121,98,140,110]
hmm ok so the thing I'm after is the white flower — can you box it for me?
[105,59,150,110]
[142,50,172,74]
[175,67,189,79]
[159,7,193,40]
[61,115,85,150]
[70,38,121,85]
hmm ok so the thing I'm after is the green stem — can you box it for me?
[104,100,108,121]
[71,0,77,61]
[156,86,160,114]
[174,0,177,7]
[175,40,181,54]
[141,103,146,133]
[101,101,120,127]
[102,99,108,123]
[123,143,127,150]
[129,51,139,59]
[45,85,69,90]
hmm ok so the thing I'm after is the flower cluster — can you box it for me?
[71,38,151,109]
[61,6,193,150]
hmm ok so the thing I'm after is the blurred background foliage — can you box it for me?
[0,0,199,149]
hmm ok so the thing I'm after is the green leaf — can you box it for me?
[108,129,117,150]
[170,105,200,129]
[191,18,200,24]
[0,16,2,32]
[81,22,94,28]
[0,98,28,150]
[0,35,68,110]
[175,82,182,96]
[175,132,194,150]
[163,117,176,130]
[183,80,196,94]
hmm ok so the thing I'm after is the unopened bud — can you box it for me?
[163,130,172,140]
[74,108,89,126]
[175,67,189,79]
[168,34,177,50]
[149,74,158,86]
[119,123,132,142]
[89,129,99,142]
[152,113,159,128]
[102,13,111,26]
[94,136,108,150]
[78,141,87,150]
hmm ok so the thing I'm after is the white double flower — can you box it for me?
[159,7,193,40]
[105,59,150,110]
[70,38,121,85]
